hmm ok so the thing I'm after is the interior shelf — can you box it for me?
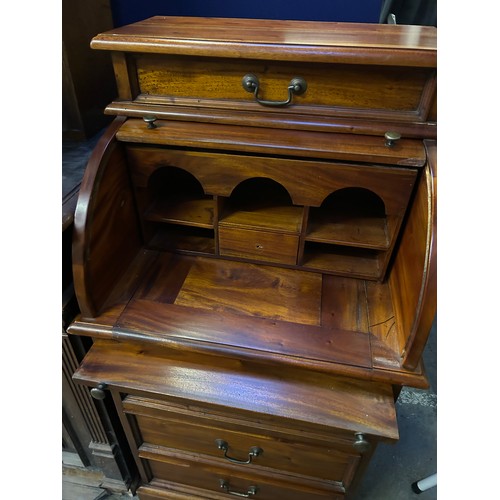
[146,224,216,254]
[302,242,381,278]
[220,204,303,233]
[144,196,214,228]
[305,213,389,249]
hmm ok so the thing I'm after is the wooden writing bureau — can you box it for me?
[69,17,437,499]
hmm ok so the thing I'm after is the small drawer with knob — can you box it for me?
[218,227,299,266]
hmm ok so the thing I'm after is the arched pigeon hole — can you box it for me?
[147,166,206,202]
[221,177,303,233]
[318,187,386,218]
[307,187,388,249]
[228,177,294,209]
[144,166,214,228]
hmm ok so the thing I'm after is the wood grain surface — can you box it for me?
[91,16,436,67]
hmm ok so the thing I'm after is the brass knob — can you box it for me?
[90,383,108,400]
[143,115,158,129]
[353,432,371,453]
[384,131,401,147]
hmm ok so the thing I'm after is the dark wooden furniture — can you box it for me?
[62,0,117,140]
[63,174,137,494]
[69,17,436,499]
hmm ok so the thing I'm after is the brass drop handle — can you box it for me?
[242,73,307,107]
[143,115,158,129]
[384,131,401,147]
[219,480,258,497]
[353,432,371,453]
[215,439,263,464]
[90,383,108,400]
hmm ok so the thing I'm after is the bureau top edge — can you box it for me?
[91,16,436,67]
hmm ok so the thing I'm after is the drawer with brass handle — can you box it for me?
[124,395,365,486]
[139,445,344,499]
[92,17,436,136]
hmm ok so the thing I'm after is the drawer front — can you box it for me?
[125,397,361,485]
[138,483,344,500]
[141,450,341,500]
[219,227,299,265]
[133,54,435,122]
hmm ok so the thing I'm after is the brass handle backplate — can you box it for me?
[215,439,263,464]
[220,479,258,497]
[242,74,307,107]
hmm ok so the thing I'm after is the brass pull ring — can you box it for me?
[219,480,258,497]
[215,439,263,464]
[242,74,307,107]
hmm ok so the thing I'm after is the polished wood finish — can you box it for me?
[75,340,398,440]
[72,116,142,318]
[91,16,436,137]
[133,54,433,119]
[70,17,436,499]
[91,16,436,66]
[390,140,437,369]
[119,120,426,166]
[74,340,398,496]
[105,101,437,139]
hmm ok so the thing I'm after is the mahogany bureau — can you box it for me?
[69,16,437,499]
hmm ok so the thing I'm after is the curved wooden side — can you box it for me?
[72,116,142,318]
[389,140,437,370]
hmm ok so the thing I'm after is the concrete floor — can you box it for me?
[63,135,437,500]
[352,318,437,500]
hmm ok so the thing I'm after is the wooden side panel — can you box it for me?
[388,141,436,369]
[72,117,142,318]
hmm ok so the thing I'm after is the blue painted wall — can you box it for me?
[110,0,383,27]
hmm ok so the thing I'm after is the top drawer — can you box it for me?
[92,17,437,135]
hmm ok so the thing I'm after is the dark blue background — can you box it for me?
[110,0,383,27]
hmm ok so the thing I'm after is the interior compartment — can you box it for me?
[143,166,214,227]
[219,177,303,233]
[306,188,388,249]
[71,126,435,386]
[302,242,381,279]
[139,166,216,254]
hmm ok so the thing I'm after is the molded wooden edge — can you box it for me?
[72,116,127,317]
[116,118,426,167]
[104,101,438,139]
[68,320,428,389]
[402,140,437,369]
[91,38,435,67]
[73,339,399,440]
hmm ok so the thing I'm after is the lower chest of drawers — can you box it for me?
[74,340,398,499]
[126,396,368,499]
